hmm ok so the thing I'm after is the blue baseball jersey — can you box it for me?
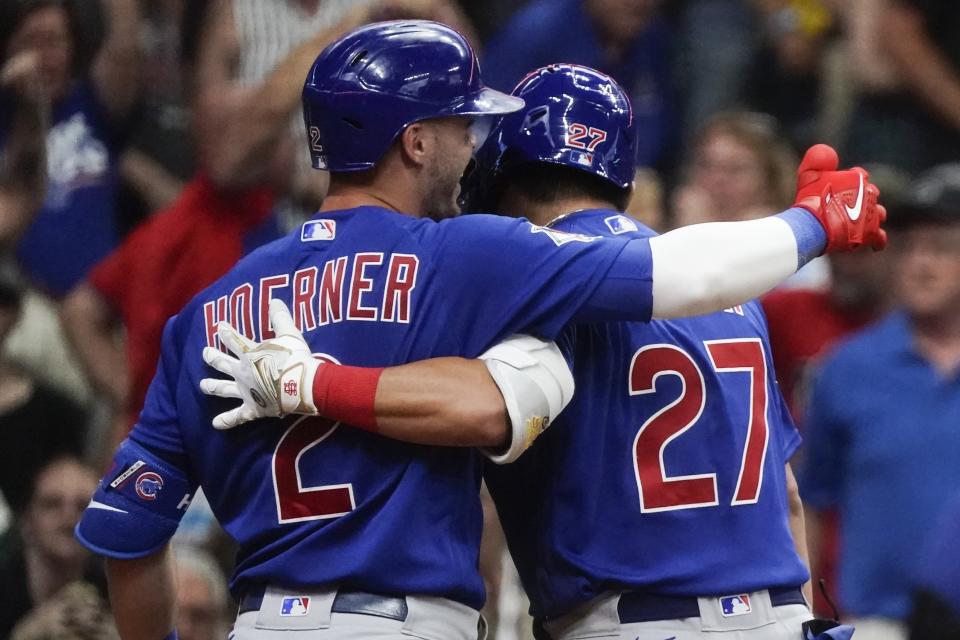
[485,210,808,619]
[76,206,656,609]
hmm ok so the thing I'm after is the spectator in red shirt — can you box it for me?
[762,249,890,419]
[61,175,276,451]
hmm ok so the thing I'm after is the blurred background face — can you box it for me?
[893,222,960,319]
[585,0,660,45]
[21,458,97,564]
[690,131,769,220]
[176,566,221,640]
[5,5,73,100]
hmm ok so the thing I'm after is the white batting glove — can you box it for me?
[200,300,321,429]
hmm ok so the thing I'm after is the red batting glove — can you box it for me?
[793,144,888,253]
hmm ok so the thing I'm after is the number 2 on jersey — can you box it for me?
[271,353,355,524]
[630,339,769,512]
[273,416,356,523]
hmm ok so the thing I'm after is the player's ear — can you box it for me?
[399,123,429,169]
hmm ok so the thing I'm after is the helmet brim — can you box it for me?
[451,88,525,117]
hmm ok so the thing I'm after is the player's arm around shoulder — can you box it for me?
[430,213,619,289]
[200,301,574,462]
[648,144,887,319]
[355,333,573,462]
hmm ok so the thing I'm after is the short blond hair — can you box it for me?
[691,112,798,210]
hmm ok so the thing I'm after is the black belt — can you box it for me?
[239,587,409,622]
[617,586,806,624]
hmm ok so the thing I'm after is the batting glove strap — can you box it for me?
[278,357,321,415]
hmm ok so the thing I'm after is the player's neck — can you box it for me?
[321,185,420,218]
[323,167,427,218]
[506,196,616,228]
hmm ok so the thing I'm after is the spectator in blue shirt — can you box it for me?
[909,491,960,640]
[800,163,960,640]
[0,0,139,297]
[0,38,48,249]
[482,0,673,167]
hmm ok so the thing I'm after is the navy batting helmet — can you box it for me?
[302,20,524,172]
[464,64,637,209]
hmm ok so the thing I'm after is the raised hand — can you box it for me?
[793,144,888,252]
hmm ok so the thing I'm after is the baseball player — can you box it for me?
[77,22,881,640]
[206,66,867,640]
[475,66,858,640]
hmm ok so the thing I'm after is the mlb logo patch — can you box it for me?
[719,594,752,617]
[604,214,638,235]
[573,151,594,166]
[280,596,310,617]
[301,219,336,242]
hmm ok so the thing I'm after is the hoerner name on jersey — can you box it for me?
[202,252,420,347]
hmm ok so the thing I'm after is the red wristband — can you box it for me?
[311,364,384,432]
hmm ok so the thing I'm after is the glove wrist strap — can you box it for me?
[776,207,828,266]
[279,357,321,415]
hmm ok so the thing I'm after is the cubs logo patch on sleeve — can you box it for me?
[134,472,164,501]
[76,439,196,558]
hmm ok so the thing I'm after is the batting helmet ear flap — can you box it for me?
[302,20,524,173]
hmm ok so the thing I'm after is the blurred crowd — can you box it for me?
[0,0,958,639]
